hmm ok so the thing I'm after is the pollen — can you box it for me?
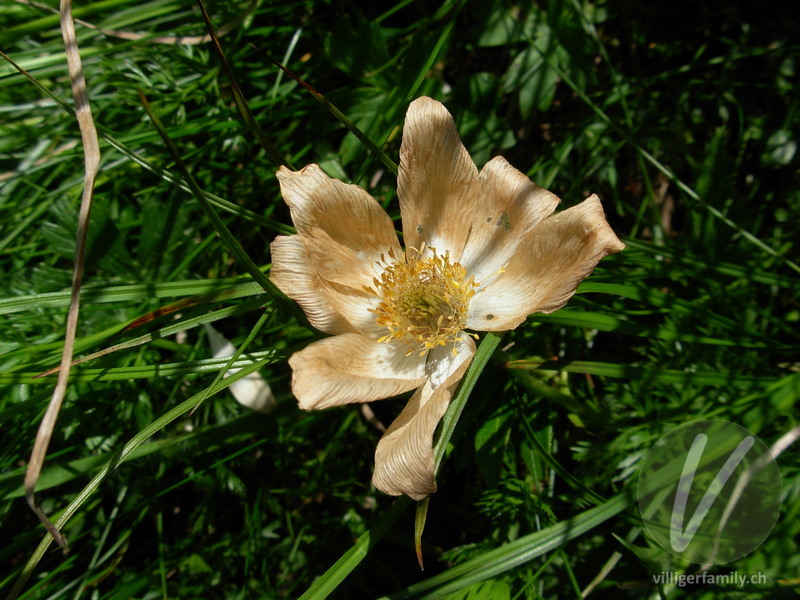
[369,246,478,355]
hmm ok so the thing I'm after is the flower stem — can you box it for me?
[434,331,503,471]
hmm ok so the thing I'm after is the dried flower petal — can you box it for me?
[373,339,475,500]
[467,194,625,331]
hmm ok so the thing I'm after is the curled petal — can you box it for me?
[290,334,427,410]
[467,195,625,331]
[460,156,561,285]
[270,235,355,335]
[372,338,476,500]
[277,165,401,289]
[398,97,478,259]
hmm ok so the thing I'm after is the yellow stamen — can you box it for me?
[369,247,478,356]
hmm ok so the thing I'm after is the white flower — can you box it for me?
[270,97,624,500]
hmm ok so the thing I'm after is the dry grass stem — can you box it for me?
[23,0,101,551]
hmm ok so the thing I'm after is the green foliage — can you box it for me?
[1,0,799,598]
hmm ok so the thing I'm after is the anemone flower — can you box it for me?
[270,97,624,500]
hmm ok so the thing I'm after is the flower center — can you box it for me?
[370,247,478,355]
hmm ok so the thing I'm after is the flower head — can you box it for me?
[270,97,624,500]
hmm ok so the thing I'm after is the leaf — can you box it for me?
[445,579,511,600]
[507,359,777,388]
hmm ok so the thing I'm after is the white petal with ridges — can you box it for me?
[320,279,385,339]
[398,97,479,260]
[460,156,561,285]
[277,164,400,289]
[467,195,625,331]
[269,235,356,335]
[372,337,475,500]
[290,334,427,411]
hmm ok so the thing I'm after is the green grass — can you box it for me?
[2,0,799,598]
